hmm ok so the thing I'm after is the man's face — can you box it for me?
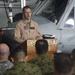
[24,8,32,20]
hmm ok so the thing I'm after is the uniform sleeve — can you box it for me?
[36,23,43,39]
[27,63,42,75]
[32,66,42,75]
[4,69,13,75]
[14,23,24,43]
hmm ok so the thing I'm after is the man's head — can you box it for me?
[0,43,10,60]
[35,39,48,55]
[53,53,74,75]
[23,6,32,20]
[11,46,27,63]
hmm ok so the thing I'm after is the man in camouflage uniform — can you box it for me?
[4,46,42,75]
[71,50,75,75]
[28,39,53,75]
[0,43,14,75]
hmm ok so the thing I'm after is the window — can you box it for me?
[64,8,74,28]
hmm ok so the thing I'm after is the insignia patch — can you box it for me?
[30,27,35,29]
[24,26,28,30]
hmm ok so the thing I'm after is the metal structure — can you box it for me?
[0,0,75,54]
[21,0,26,9]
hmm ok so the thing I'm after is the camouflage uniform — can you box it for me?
[28,54,54,75]
[4,61,42,75]
[0,60,14,75]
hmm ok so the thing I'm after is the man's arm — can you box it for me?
[14,24,24,43]
[36,24,43,39]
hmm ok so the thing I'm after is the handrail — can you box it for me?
[32,0,51,15]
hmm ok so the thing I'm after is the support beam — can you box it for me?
[21,0,26,9]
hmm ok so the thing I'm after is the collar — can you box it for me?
[22,19,32,24]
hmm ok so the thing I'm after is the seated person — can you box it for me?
[28,39,53,75]
[71,50,75,75]
[53,53,74,75]
[4,46,42,75]
[0,43,14,75]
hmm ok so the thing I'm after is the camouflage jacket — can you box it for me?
[28,54,54,75]
[0,60,14,75]
[4,61,42,75]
